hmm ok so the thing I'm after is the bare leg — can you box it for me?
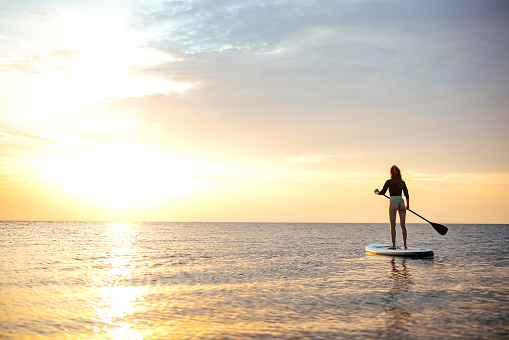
[399,207,407,249]
[389,203,398,249]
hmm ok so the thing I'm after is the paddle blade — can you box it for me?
[431,222,448,235]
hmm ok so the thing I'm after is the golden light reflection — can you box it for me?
[92,222,148,340]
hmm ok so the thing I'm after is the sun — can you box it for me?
[44,143,204,207]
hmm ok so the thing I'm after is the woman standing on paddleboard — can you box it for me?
[374,165,410,249]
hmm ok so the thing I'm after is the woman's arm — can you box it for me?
[375,180,390,195]
[403,182,409,209]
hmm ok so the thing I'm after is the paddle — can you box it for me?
[382,194,448,235]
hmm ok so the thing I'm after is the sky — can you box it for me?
[1,0,508,223]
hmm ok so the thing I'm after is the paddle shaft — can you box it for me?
[379,193,448,235]
[382,194,432,224]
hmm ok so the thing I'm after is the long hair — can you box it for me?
[390,165,404,189]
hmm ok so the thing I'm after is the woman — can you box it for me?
[374,165,409,249]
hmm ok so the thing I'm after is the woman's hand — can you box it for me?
[374,189,379,195]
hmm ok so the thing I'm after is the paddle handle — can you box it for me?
[381,194,432,224]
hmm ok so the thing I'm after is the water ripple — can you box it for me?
[0,222,508,339]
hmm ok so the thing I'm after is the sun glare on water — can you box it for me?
[45,144,205,207]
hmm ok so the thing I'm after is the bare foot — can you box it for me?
[388,246,396,250]
[404,245,408,249]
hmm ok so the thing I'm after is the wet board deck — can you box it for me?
[365,243,434,257]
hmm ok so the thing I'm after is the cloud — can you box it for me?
[125,0,509,173]
[0,130,59,146]
[134,0,509,111]
[285,152,361,164]
[0,49,81,77]
[137,0,509,54]
[2,0,508,177]
[50,49,80,59]
[0,129,84,156]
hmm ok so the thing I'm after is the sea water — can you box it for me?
[0,221,508,339]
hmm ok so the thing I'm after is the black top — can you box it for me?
[379,179,409,198]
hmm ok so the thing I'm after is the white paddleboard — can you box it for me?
[365,243,434,257]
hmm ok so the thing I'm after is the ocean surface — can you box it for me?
[1,221,508,340]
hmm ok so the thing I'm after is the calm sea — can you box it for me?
[0,221,508,339]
